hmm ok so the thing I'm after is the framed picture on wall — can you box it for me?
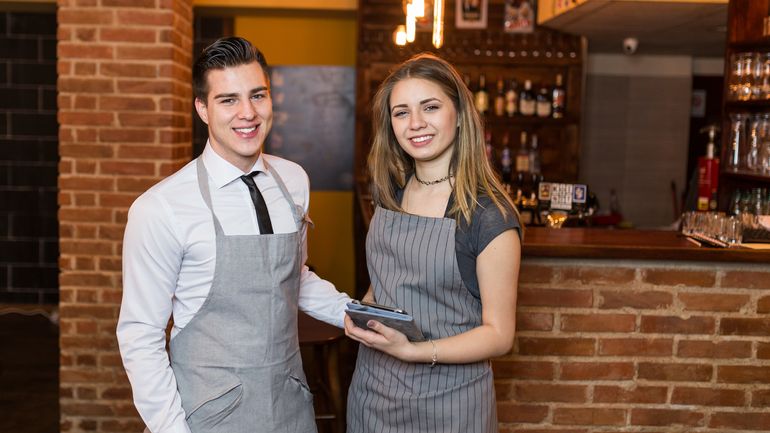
[456,0,487,29]
[503,0,535,33]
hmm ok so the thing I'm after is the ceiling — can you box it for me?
[539,0,728,57]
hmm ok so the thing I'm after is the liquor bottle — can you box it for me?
[474,74,489,116]
[696,125,720,211]
[494,76,505,117]
[516,172,535,225]
[500,133,513,189]
[504,79,518,117]
[484,130,494,167]
[528,133,541,174]
[512,172,524,207]
[551,73,566,118]
[463,74,471,92]
[518,79,536,116]
[515,131,530,173]
[536,85,552,118]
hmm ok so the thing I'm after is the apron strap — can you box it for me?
[197,156,305,234]
[196,157,225,236]
[263,158,305,230]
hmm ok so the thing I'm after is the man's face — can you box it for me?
[194,62,273,172]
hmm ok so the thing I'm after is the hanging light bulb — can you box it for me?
[432,0,444,48]
[412,0,425,18]
[406,3,416,43]
[394,25,407,46]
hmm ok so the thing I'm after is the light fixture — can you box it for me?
[412,0,425,18]
[394,25,407,46]
[393,0,444,49]
[406,3,416,43]
[432,0,444,48]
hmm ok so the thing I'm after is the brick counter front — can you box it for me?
[493,258,770,433]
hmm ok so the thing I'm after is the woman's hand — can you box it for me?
[344,314,416,361]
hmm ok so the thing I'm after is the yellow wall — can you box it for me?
[236,14,357,296]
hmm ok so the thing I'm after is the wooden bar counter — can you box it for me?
[523,226,770,263]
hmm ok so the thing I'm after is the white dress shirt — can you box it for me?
[117,143,351,433]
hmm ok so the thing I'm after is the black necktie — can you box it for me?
[240,171,274,235]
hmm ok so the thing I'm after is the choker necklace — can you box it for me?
[414,171,453,186]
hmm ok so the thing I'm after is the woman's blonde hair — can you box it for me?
[368,53,518,225]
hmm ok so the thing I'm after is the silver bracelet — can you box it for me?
[429,339,437,368]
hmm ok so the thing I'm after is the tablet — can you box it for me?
[345,300,426,342]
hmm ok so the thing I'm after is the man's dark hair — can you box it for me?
[192,36,270,102]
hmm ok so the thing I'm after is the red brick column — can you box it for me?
[57,1,193,430]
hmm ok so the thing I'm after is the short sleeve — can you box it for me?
[454,195,521,299]
[471,196,522,256]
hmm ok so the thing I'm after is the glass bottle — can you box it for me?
[752,188,764,215]
[494,76,505,117]
[536,85,552,118]
[551,73,566,118]
[759,113,770,174]
[528,133,541,174]
[504,79,518,117]
[500,133,512,188]
[746,114,762,171]
[729,189,742,216]
[474,74,489,116]
[726,113,747,171]
[764,189,770,215]
[739,189,751,214]
[519,79,536,116]
[484,130,494,168]
[515,131,530,173]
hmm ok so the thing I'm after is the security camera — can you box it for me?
[623,37,638,55]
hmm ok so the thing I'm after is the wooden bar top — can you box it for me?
[523,227,770,263]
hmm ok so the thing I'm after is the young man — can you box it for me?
[117,37,350,433]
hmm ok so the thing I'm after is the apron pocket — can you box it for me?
[287,373,313,402]
[186,382,243,428]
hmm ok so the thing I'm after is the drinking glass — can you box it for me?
[741,53,754,101]
[680,211,697,235]
[727,113,747,171]
[752,52,764,99]
[759,53,770,99]
[728,53,745,100]
[760,113,770,174]
[746,114,762,171]
[722,216,743,245]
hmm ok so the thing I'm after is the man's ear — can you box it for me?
[194,97,209,125]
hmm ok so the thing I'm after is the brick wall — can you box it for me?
[57,0,193,431]
[495,259,770,433]
[0,11,59,304]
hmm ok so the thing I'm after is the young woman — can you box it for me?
[345,53,522,433]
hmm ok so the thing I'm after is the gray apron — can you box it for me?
[347,207,498,433]
[166,157,317,433]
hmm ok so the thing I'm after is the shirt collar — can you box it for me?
[202,141,268,189]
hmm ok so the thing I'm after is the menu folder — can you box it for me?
[345,300,426,342]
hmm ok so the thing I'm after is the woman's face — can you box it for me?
[389,77,458,166]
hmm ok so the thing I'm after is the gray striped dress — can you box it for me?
[347,206,498,433]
